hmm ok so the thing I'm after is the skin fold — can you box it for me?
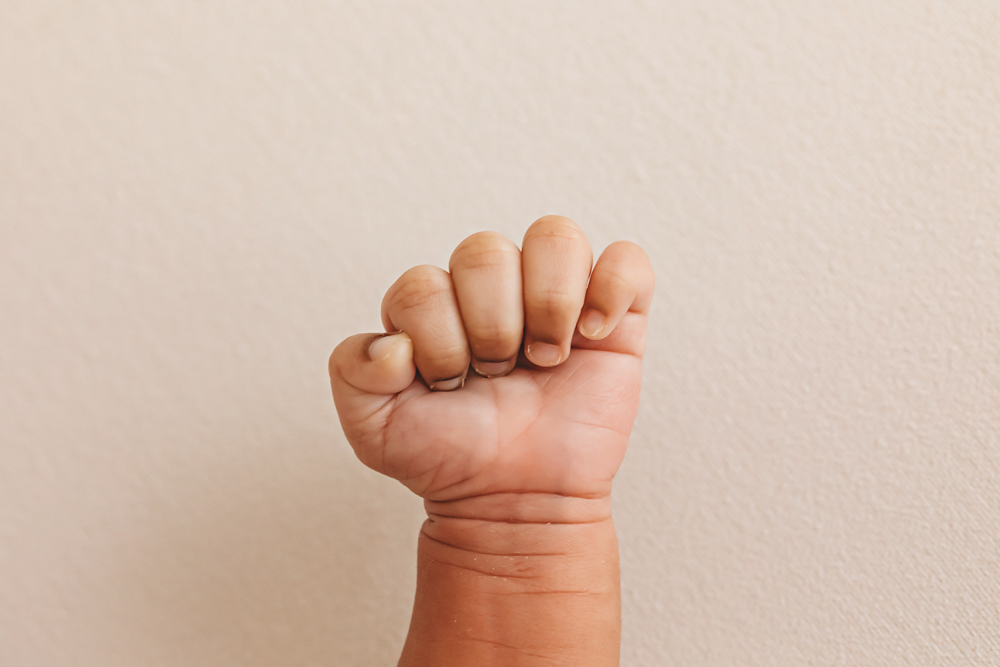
[330,216,654,666]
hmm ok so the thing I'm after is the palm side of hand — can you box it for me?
[331,217,653,507]
[383,344,643,501]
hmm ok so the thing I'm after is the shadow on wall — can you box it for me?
[106,428,419,667]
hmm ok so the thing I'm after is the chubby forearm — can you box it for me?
[398,494,621,666]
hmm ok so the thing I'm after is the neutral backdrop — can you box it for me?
[2,2,998,665]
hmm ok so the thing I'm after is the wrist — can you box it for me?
[421,492,615,585]
[425,491,613,533]
[399,493,621,666]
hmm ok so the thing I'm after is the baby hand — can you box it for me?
[329,216,654,509]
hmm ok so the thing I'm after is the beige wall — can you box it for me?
[2,2,998,665]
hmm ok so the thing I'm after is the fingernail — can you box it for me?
[579,309,607,339]
[368,332,409,361]
[429,375,465,391]
[471,357,517,379]
[525,341,562,367]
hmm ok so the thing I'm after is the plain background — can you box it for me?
[2,2,999,665]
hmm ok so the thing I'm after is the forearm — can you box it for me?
[398,493,621,667]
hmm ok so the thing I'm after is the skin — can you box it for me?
[329,216,655,666]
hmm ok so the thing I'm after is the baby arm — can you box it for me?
[329,216,654,666]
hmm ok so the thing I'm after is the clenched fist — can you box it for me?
[329,215,654,666]
[329,215,654,506]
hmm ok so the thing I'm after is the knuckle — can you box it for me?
[524,216,587,245]
[530,214,580,231]
[596,243,654,284]
[386,265,453,312]
[454,230,510,251]
[526,288,579,317]
[608,239,644,256]
[593,267,634,296]
[450,232,518,272]
[468,321,522,346]
[606,241,653,275]
[423,341,470,363]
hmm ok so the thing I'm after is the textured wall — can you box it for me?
[2,2,998,665]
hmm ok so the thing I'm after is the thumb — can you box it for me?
[329,332,416,469]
